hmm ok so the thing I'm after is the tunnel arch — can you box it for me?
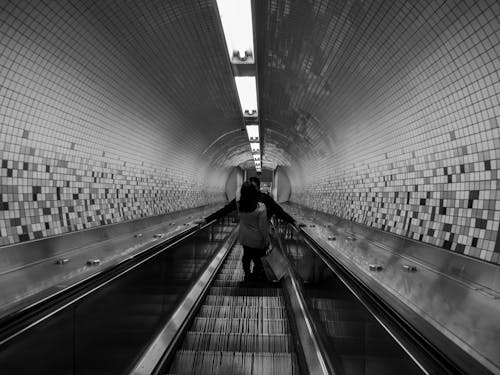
[0,0,498,266]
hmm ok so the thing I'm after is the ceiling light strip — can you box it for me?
[216,0,262,172]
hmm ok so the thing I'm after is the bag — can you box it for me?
[261,244,287,281]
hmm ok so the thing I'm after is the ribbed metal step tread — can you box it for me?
[204,295,285,307]
[211,280,278,287]
[309,297,364,310]
[169,350,299,375]
[313,308,369,322]
[190,317,290,334]
[198,305,287,319]
[208,286,282,296]
[166,242,298,374]
[324,336,403,356]
[339,354,421,374]
[181,332,293,352]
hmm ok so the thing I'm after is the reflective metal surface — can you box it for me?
[286,203,500,292]
[283,203,500,374]
[0,220,233,374]
[130,225,239,375]
[0,205,219,317]
[0,205,218,274]
[276,222,428,375]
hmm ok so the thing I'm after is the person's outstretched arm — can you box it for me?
[204,198,237,223]
[261,194,295,224]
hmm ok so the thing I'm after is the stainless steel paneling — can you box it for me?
[286,203,500,373]
[0,204,221,315]
[288,203,500,293]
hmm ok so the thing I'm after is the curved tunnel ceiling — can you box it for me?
[3,0,492,174]
[254,0,498,176]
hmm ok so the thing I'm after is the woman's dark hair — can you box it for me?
[238,181,259,212]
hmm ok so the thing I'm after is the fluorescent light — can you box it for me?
[235,76,257,115]
[216,0,254,63]
[246,125,259,142]
[250,142,260,153]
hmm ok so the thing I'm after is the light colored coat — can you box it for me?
[238,202,269,249]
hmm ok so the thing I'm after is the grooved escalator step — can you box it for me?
[313,308,369,322]
[211,280,277,287]
[189,317,290,334]
[198,305,287,319]
[318,319,397,340]
[203,295,285,307]
[208,286,282,296]
[308,297,364,310]
[325,336,406,357]
[181,332,294,352]
[339,355,424,375]
[169,350,299,375]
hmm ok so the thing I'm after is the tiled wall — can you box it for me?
[0,2,227,246]
[288,1,500,264]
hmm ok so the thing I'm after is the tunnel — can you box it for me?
[0,1,499,374]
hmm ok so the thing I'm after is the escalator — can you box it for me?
[305,278,423,374]
[166,243,299,374]
[0,217,492,374]
[0,219,235,375]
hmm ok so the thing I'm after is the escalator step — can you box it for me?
[340,355,423,375]
[168,350,299,375]
[317,320,396,341]
[190,317,290,334]
[208,287,282,296]
[315,308,369,322]
[198,305,287,319]
[309,297,363,310]
[166,243,298,374]
[181,332,293,352]
[211,280,279,288]
[204,295,284,307]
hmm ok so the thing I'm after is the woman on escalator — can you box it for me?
[238,181,270,282]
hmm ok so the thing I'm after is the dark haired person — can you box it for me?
[238,181,270,281]
[248,177,295,223]
[204,176,296,225]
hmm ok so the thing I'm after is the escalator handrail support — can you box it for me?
[290,223,476,375]
[129,225,240,375]
[271,220,337,375]
[0,220,218,347]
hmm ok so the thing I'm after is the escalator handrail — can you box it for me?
[0,220,218,347]
[270,220,337,375]
[292,223,489,375]
[129,224,239,375]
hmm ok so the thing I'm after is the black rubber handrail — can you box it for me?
[0,220,216,347]
[294,224,493,375]
[270,220,337,375]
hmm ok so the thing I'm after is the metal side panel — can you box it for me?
[0,204,221,275]
[285,203,500,293]
[298,225,497,375]
[281,274,334,375]
[129,226,239,375]
[271,223,336,375]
